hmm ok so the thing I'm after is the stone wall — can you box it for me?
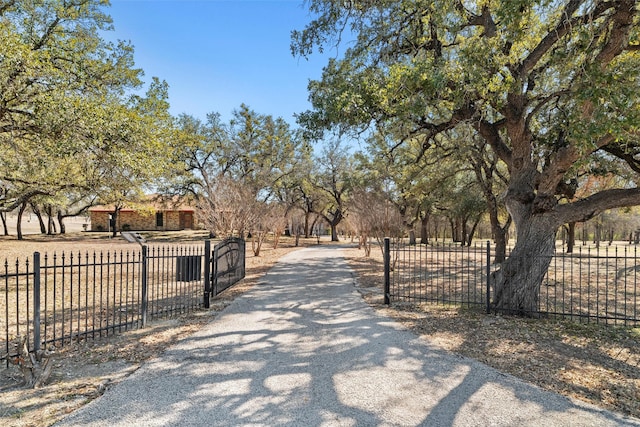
[89,210,198,232]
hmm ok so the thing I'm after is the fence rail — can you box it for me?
[385,238,640,326]
[2,239,246,366]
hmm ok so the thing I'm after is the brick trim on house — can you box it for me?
[89,203,199,232]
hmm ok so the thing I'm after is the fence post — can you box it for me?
[384,237,390,305]
[486,240,491,314]
[141,245,148,327]
[240,238,246,279]
[212,241,219,297]
[203,240,211,309]
[33,252,41,353]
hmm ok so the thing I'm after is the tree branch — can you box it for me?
[601,143,640,174]
[0,190,53,212]
[594,0,637,65]
[526,89,572,127]
[33,16,62,51]
[538,134,614,196]
[555,187,640,224]
[517,1,613,78]
[476,118,511,166]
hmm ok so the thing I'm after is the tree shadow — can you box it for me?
[55,247,640,426]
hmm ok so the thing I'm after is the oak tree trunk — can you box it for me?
[487,206,511,263]
[409,229,416,245]
[57,211,66,234]
[420,215,429,244]
[0,212,8,235]
[492,165,561,315]
[304,212,311,238]
[325,208,343,242]
[566,222,576,253]
[493,216,556,315]
[466,216,481,246]
[30,204,46,234]
[330,224,339,241]
[111,209,119,237]
[493,226,508,263]
[47,215,55,235]
[16,202,27,240]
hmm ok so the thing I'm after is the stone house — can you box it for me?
[88,200,198,232]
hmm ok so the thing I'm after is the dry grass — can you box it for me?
[1,234,639,425]
[0,232,319,426]
[343,245,640,419]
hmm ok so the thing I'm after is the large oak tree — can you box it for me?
[293,0,640,314]
[0,1,173,237]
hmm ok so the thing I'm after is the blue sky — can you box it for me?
[105,0,333,126]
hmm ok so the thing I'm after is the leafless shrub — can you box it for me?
[350,189,405,257]
[196,176,261,238]
[266,203,288,249]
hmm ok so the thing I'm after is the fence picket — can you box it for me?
[385,240,640,326]
[1,239,245,364]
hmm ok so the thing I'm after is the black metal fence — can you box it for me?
[2,239,246,366]
[384,238,640,326]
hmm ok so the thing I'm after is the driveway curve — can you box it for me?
[56,245,640,426]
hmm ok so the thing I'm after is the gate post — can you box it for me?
[212,242,220,297]
[33,252,41,352]
[486,240,491,314]
[203,240,211,308]
[384,237,390,305]
[141,245,148,327]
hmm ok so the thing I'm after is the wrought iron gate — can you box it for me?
[203,238,246,307]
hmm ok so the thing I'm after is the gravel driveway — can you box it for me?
[55,245,640,426]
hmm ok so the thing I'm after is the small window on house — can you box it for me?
[156,212,163,227]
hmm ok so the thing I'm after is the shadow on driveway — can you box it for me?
[56,246,640,427]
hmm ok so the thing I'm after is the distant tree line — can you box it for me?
[3,0,640,320]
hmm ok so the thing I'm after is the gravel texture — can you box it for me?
[55,246,640,427]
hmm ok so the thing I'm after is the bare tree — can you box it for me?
[350,188,405,257]
[267,203,289,249]
[197,176,261,239]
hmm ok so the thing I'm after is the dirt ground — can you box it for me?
[344,246,640,420]
[0,232,312,426]
[1,235,639,426]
